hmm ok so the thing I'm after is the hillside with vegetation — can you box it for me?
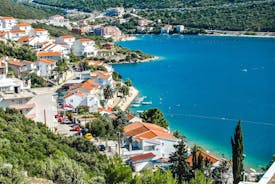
[31,0,274,31]
[0,0,53,19]
[0,108,179,184]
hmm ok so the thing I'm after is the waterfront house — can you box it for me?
[72,38,97,57]
[123,122,177,159]
[0,17,17,31]
[37,51,62,61]
[161,25,173,34]
[36,58,57,77]
[175,25,185,33]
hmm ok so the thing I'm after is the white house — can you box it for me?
[36,58,57,77]
[123,122,177,159]
[42,43,70,57]
[55,35,75,48]
[91,70,113,88]
[0,17,17,31]
[30,28,49,43]
[64,90,100,113]
[161,25,173,34]
[22,60,36,73]
[8,30,26,41]
[48,14,69,27]
[128,152,156,172]
[175,25,185,33]
[72,38,97,57]
[12,23,32,34]
[17,36,39,47]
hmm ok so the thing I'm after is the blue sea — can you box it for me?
[113,35,275,169]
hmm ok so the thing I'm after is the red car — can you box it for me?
[70,125,81,131]
[54,114,60,118]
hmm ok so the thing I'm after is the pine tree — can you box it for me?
[191,145,198,170]
[169,139,191,184]
[231,121,244,184]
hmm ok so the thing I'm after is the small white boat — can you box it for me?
[131,104,141,107]
[142,101,152,105]
[137,110,144,113]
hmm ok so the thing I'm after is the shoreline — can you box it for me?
[110,56,160,65]
[117,86,139,111]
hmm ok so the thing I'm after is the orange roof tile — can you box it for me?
[124,122,176,141]
[10,103,35,110]
[8,60,23,67]
[0,17,15,20]
[60,35,75,39]
[78,38,92,43]
[10,30,25,34]
[37,52,62,57]
[187,151,221,166]
[16,23,30,27]
[38,58,57,64]
[34,28,47,32]
[80,79,100,90]
[64,90,85,99]
[130,152,155,162]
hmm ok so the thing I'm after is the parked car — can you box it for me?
[84,133,93,140]
[70,125,81,131]
[99,144,105,151]
[54,114,60,118]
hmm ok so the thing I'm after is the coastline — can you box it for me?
[202,30,275,38]
[117,86,139,111]
[110,56,160,65]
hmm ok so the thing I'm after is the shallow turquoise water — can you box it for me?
[113,35,275,169]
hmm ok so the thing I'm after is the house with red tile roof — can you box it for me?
[72,38,97,57]
[37,51,62,61]
[123,122,178,159]
[8,60,24,77]
[8,29,26,41]
[36,58,57,77]
[12,23,32,34]
[17,36,38,46]
[30,28,49,43]
[187,150,221,168]
[64,90,100,113]
[55,35,75,48]
[128,152,156,172]
[91,70,113,88]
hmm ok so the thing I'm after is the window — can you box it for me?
[144,145,155,151]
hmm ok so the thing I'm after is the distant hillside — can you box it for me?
[0,0,50,19]
[32,0,275,31]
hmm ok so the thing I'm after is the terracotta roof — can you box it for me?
[87,60,104,66]
[38,58,56,65]
[10,103,35,110]
[124,122,176,141]
[16,23,30,27]
[37,52,61,57]
[91,70,110,79]
[130,152,155,162]
[8,60,23,67]
[64,90,85,99]
[60,35,75,39]
[10,30,25,34]
[127,113,135,120]
[78,38,92,43]
[0,31,7,36]
[34,28,47,32]
[80,79,100,90]
[187,151,221,166]
[17,36,31,42]
[0,17,15,20]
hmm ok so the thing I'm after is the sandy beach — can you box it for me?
[117,86,139,111]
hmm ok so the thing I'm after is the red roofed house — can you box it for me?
[72,38,97,57]
[36,58,57,77]
[8,29,26,41]
[30,28,49,42]
[64,90,100,113]
[129,152,156,172]
[12,23,32,34]
[187,151,222,168]
[123,122,178,159]
[0,16,17,31]
[48,15,69,27]
[55,35,76,48]
[8,60,24,77]
[37,51,62,61]
[17,36,39,46]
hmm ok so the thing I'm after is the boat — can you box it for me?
[137,110,144,113]
[142,101,153,105]
[131,104,141,107]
